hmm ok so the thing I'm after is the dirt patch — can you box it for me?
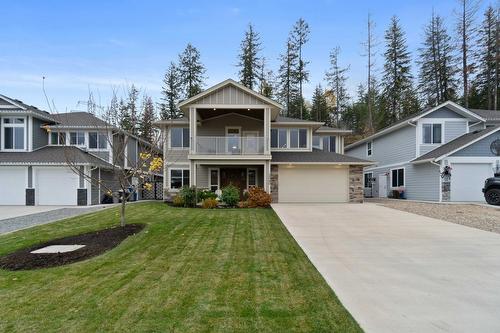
[0,224,144,271]
[371,199,500,234]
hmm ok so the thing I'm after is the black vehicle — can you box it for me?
[483,175,500,206]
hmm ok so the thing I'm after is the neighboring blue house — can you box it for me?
[345,101,500,202]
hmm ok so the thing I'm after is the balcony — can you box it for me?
[195,136,266,155]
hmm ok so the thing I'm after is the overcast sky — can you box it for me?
[0,0,493,112]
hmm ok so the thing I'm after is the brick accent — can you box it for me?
[349,165,364,203]
[77,189,88,206]
[270,165,279,202]
[25,188,35,206]
[441,180,451,202]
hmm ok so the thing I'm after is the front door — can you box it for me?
[226,127,241,154]
[220,168,246,196]
[243,131,259,154]
[378,174,388,198]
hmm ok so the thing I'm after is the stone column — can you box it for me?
[349,165,364,203]
[270,164,279,202]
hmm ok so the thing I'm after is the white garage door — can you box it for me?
[450,163,493,202]
[0,167,26,205]
[278,165,349,203]
[36,167,79,205]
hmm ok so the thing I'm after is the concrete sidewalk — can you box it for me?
[272,203,500,333]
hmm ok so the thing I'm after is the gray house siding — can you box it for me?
[470,123,485,132]
[451,133,500,157]
[423,106,465,118]
[32,117,48,149]
[193,85,264,106]
[444,121,468,142]
[126,137,138,168]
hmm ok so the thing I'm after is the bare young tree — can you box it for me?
[362,13,378,134]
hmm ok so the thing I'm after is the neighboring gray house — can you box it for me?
[0,94,161,206]
[156,79,372,203]
[345,101,500,202]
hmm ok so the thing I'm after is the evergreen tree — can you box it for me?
[119,98,132,132]
[139,95,156,143]
[380,16,416,124]
[277,39,299,116]
[342,84,369,135]
[127,85,140,135]
[325,46,350,126]
[237,23,262,90]
[474,5,499,110]
[258,58,275,98]
[289,18,310,119]
[418,13,459,106]
[310,84,329,122]
[178,43,206,98]
[160,62,182,119]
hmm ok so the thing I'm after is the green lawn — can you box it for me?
[0,202,361,332]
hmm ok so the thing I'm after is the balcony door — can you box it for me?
[243,131,259,154]
[226,127,241,154]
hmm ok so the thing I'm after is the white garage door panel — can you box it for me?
[450,163,492,202]
[0,167,26,205]
[36,167,78,205]
[279,165,349,203]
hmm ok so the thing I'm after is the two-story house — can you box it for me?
[156,79,372,203]
[0,94,160,206]
[345,101,500,202]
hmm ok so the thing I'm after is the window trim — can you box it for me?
[208,168,220,192]
[271,127,309,151]
[312,135,322,150]
[88,131,109,150]
[246,168,258,188]
[69,131,85,146]
[169,168,190,190]
[169,127,190,149]
[367,141,373,156]
[1,116,27,151]
[364,172,374,188]
[390,167,405,188]
[422,123,443,145]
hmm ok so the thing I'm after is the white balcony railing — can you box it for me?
[196,136,265,155]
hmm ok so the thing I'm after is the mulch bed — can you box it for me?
[0,224,145,271]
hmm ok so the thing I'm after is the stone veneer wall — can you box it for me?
[270,165,279,202]
[441,178,451,202]
[349,165,364,203]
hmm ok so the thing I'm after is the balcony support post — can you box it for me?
[264,107,270,155]
[189,107,197,154]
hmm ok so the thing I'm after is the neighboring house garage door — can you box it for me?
[0,167,26,205]
[450,163,493,202]
[278,165,349,203]
[36,167,79,205]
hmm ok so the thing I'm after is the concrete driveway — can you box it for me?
[0,206,69,220]
[272,203,500,333]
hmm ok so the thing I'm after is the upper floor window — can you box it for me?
[423,123,442,144]
[367,141,373,156]
[171,127,189,148]
[290,128,307,148]
[313,136,321,149]
[89,132,107,149]
[70,132,85,146]
[2,117,25,150]
[271,128,307,149]
[271,128,288,148]
[50,132,66,145]
[323,136,336,153]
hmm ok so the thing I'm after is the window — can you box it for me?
[288,128,308,149]
[367,141,373,156]
[313,135,321,149]
[2,117,25,150]
[51,132,66,145]
[364,172,373,188]
[170,169,190,189]
[271,128,306,149]
[89,132,107,149]
[278,128,287,148]
[299,129,307,148]
[247,169,257,188]
[391,168,404,187]
[271,129,278,148]
[322,136,336,152]
[209,168,219,192]
[70,132,85,146]
[423,123,442,144]
[171,127,190,148]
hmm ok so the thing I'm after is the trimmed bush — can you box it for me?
[172,195,184,207]
[201,198,218,209]
[247,187,272,208]
[179,186,197,208]
[199,189,217,201]
[221,184,240,207]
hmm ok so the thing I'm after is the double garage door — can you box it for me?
[450,163,493,202]
[278,165,349,203]
[0,167,79,205]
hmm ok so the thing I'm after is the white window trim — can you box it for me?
[271,127,310,151]
[246,168,258,188]
[208,167,220,191]
[168,127,190,150]
[69,131,86,147]
[367,141,373,157]
[421,123,444,145]
[169,167,190,191]
[364,172,374,188]
[87,131,110,151]
[389,167,405,189]
[1,116,27,151]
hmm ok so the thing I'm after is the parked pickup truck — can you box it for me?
[483,176,500,205]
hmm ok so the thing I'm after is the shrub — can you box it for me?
[199,189,218,201]
[221,184,240,207]
[247,187,272,208]
[179,186,197,207]
[202,198,218,209]
[172,195,184,207]
[238,201,249,208]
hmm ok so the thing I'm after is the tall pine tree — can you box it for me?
[178,43,206,98]
[418,13,459,106]
[139,95,156,144]
[325,46,350,126]
[289,18,310,119]
[310,84,328,122]
[277,39,299,116]
[160,62,182,119]
[127,85,140,135]
[237,23,262,90]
